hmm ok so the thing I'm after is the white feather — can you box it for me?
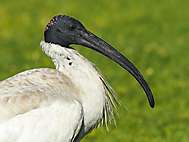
[0,41,117,142]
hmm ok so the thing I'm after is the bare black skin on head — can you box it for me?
[45,15,86,47]
[44,15,155,108]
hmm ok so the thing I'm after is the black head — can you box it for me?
[44,15,155,108]
[44,15,87,47]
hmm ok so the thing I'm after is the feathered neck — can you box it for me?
[40,41,119,129]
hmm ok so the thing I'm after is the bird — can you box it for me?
[0,15,155,142]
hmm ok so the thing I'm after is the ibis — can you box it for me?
[0,15,155,142]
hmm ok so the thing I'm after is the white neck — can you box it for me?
[40,41,106,132]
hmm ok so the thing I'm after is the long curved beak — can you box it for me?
[75,29,155,108]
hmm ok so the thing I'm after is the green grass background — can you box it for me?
[0,0,189,141]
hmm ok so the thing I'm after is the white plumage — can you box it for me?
[0,41,116,142]
[0,15,154,142]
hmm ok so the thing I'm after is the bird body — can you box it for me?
[0,42,115,142]
[0,15,155,142]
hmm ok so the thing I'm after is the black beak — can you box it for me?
[76,29,155,108]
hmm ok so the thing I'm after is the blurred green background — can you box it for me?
[0,0,189,141]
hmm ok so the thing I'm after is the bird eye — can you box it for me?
[69,25,76,31]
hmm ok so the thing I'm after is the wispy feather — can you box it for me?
[93,65,120,130]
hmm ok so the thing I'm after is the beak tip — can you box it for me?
[149,96,155,108]
[150,102,155,108]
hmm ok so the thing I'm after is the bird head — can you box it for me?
[44,15,155,108]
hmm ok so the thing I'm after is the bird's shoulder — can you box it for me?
[0,68,71,87]
[0,68,79,121]
[0,68,77,96]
